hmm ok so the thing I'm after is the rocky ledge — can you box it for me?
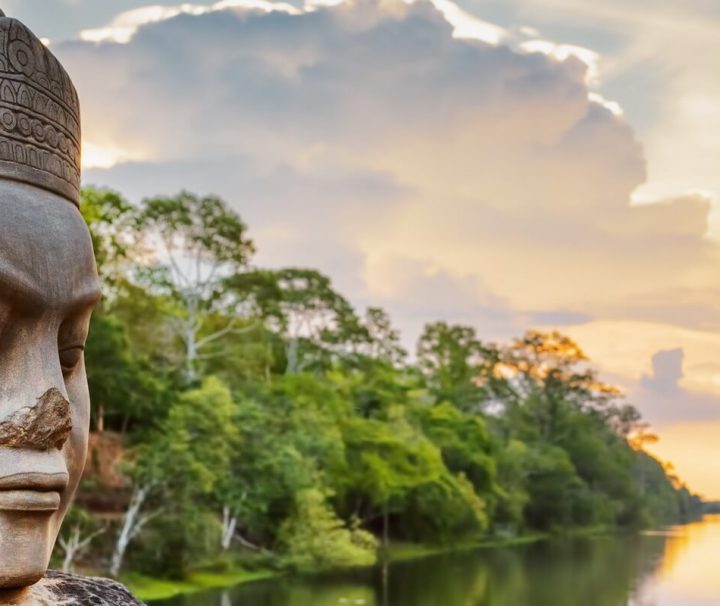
[0,571,144,605]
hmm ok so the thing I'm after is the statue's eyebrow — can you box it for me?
[0,262,46,312]
[0,261,101,313]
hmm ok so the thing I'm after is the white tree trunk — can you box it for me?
[60,527,80,573]
[221,506,238,551]
[58,525,106,573]
[109,484,154,578]
[287,336,299,374]
[185,319,199,384]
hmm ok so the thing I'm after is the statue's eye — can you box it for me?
[59,347,84,375]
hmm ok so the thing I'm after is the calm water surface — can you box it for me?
[151,515,720,606]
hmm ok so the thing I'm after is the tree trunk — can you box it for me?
[109,484,151,578]
[61,527,80,573]
[221,506,238,551]
[382,502,389,549]
[381,561,390,606]
[58,525,106,574]
[97,403,105,433]
[287,337,299,374]
[185,320,199,385]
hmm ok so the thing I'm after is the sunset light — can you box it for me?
[2,0,719,602]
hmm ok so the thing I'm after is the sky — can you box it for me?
[8,0,720,496]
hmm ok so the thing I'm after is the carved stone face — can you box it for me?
[0,180,99,589]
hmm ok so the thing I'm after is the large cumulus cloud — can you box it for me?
[50,0,717,340]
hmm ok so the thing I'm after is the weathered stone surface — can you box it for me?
[0,389,72,451]
[0,571,145,605]
[0,9,110,600]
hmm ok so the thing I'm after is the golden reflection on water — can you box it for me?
[172,516,720,606]
[634,515,720,605]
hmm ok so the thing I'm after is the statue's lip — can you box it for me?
[0,471,69,491]
[0,473,68,512]
[0,489,62,512]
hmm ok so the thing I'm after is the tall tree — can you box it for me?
[135,192,255,383]
[416,322,493,412]
[271,269,363,373]
[109,377,238,577]
[496,331,622,440]
[84,311,167,433]
[359,307,407,367]
[80,187,137,293]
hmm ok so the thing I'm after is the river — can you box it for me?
[150,515,720,606]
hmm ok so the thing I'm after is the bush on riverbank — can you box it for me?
[53,188,703,584]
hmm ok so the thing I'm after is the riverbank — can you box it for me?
[122,569,276,602]
[125,517,720,606]
[124,529,606,602]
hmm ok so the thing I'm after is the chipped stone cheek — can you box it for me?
[0,388,72,451]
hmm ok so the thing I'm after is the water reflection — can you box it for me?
[631,515,720,606]
[153,516,720,606]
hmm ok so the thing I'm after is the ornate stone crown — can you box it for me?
[0,11,80,206]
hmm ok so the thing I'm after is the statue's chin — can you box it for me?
[0,512,54,589]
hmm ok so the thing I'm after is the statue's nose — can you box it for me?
[0,388,72,451]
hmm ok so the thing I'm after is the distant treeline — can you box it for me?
[53,188,703,580]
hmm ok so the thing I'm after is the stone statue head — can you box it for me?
[0,11,98,589]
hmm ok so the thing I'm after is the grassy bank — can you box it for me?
[124,529,603,602]
[122,569,276,602]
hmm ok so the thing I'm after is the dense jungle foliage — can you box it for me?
[52,188,703,581]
